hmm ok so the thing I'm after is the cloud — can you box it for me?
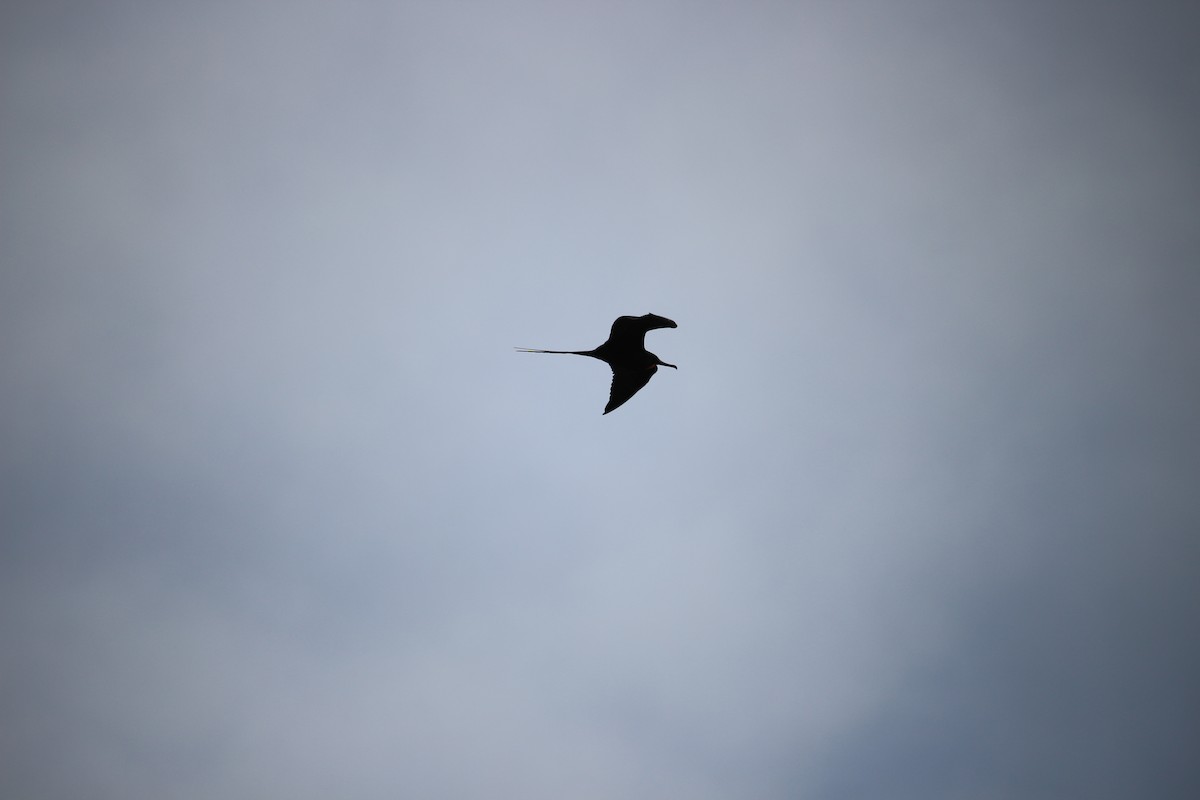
[2,1,1198,798]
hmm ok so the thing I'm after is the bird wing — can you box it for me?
[608,313,677,345]
[607,315,643,343]
[604,365,657,414]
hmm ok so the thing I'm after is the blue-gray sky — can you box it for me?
[2,2,1198,798]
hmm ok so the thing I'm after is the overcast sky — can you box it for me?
[2,2,1198,798]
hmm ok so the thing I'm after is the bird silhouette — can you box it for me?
[517,313,678,414]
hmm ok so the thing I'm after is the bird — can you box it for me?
[517,313,678,414]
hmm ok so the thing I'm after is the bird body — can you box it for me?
[517,313,678,414]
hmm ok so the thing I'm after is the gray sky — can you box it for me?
[2,1,1198,798]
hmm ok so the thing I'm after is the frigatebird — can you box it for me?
[517,313,678,414]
